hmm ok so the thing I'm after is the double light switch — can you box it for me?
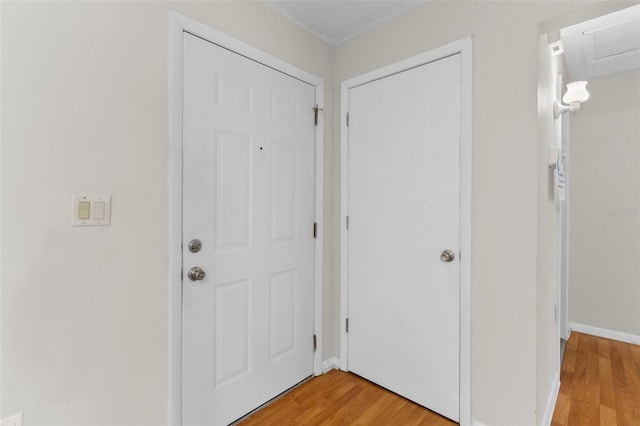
[72,195,111,226]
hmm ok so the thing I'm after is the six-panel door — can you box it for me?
[182,33,316,426]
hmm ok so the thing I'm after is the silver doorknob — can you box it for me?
[440,250,455,263]
[188,266,206,281]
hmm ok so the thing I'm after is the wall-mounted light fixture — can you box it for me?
[554,81,590,120]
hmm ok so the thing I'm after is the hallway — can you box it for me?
[552,332,640,425]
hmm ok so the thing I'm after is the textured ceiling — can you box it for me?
[561,4,640,80]
[265,0,428,45]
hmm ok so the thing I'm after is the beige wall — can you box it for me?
[3,1,637,425]
[335,2,607,424]
[568,68,640,336]
[0,1,334,424]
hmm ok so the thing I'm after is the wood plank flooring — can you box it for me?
[238,369,456,425]
[552,331,640,425]
[239,331,640,425]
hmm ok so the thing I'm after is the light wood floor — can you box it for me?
[552,332,640,425]
[239,332,640,425]
[239,369,456,425]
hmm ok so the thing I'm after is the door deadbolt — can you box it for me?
[440,250,455,263]
[188,266,206,281]
[188,239,202,253]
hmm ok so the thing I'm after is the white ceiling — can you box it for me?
[561,4,640,80]
[265,0,428,45]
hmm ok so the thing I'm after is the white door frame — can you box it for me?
[339,38,472,426]
[168,11,324,425]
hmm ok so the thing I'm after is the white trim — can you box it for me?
[558,77,571,342]
[168,12,184,426]
[569,322,640,345]
[339,37,473,426]
[458,38,473,426]
[313,79,325,380]
[542,373,561,426]
[471,419,489,426]
[322,357,341,373]
[169,11,324,425]
[339,63,349,373]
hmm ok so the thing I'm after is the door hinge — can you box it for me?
[314,104,324,126]
[346,318,349,333]
[313,334,317,352]
[346,112,350,127]
[313,222,318,239]
[346,216,350,230]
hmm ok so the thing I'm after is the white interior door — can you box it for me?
[181,33,316,426]
[347,54,461,422]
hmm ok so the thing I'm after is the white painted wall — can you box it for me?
[568,68,640,336]
[0,1,334,424]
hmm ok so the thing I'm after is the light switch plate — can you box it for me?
[72,195,112,226]
[1,413,23,426]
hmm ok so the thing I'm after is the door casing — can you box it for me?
[339,38,472,426]
[169,11,324,425]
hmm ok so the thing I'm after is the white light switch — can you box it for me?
[94,202,105,220]
[72,195,111,226]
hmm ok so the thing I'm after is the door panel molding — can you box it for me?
[339,37,472,426]
[169,11,324,425]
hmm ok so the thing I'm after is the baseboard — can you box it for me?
[542,373,560,426]
[570,322,640,345]
[471,419,489,426]
[322,356,340,373]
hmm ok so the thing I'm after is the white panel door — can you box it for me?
[182,33,316,426]
[347,54,461,421]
